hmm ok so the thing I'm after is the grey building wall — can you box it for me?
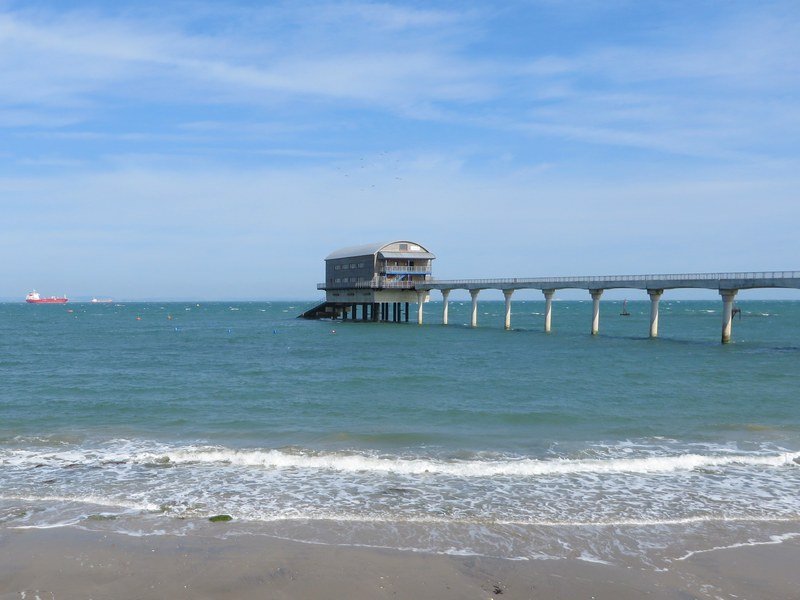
[325,254,375,288]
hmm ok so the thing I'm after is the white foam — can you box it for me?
[133,447,800,477]
[674,532,800,561]
[0,493,160,512]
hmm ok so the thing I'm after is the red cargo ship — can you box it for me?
[25,290,68,304]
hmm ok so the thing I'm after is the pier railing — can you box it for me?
[417,271,800,290]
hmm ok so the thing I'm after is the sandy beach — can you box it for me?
[2,527,799,599]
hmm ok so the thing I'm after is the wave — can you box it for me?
[136,447,800,477]
[146,448,800,477]
[4,443,799,478]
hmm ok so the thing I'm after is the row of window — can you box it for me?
[332,277,362,283]
[334,262,366,270]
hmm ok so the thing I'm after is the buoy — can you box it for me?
[167,315,173,320]
[136,316,142,321]
[331,329,336,334]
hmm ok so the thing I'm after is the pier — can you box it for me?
[416,272,800,343]
[306,242,799,343]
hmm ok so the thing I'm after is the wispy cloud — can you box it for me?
[1,2,798,162]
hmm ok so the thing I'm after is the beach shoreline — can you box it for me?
[3,526,800,599]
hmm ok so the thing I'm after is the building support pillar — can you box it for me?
[590,289,603,336]
[647,289,663,338]
[470,289,480,328]
[503,289,514,330]
[417,292,425,325]
[543,289,555,333]
[720,289,738,344]
[405,302,409,323]
[441,289,451,325]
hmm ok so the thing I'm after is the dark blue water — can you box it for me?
[1,300,799,565]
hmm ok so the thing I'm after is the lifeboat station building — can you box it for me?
[301,240,435,321]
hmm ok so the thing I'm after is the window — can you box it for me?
[334,265,341,270]
[350,263,356,269]
[335,278,341,283]
[399,243,408,251]
[342,264,349,270]
[357,262,365,268]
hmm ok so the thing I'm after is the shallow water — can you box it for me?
[1,300,799,567]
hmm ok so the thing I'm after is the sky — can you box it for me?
[1,0,799,300]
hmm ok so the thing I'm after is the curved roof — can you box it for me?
[326,240,433,260]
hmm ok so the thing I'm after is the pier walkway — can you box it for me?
[413,271,800,343]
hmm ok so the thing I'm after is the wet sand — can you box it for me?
[2,527,800,599]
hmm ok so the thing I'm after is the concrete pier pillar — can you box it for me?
[405,302,409,323]
[503,289,514,330]
[469,289,480,327]
[647,289,663,338]
[441,289,451,325]
[720,289,738,344]
[417,292,425,325]
[543,289,555,333]
[590,289,603,335]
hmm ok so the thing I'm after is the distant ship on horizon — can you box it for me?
[26,290,68,304]
[91,298,113,303]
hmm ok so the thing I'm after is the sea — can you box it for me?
[1,299,799,568]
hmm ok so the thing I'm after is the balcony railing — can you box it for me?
[318,276,430,290]
[380,266,433,274]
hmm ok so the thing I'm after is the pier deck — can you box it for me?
[412,270,800,343]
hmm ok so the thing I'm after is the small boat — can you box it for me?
[91,298,113,303]
[620,299,630,316]
[26,290,68,304]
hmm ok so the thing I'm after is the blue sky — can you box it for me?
[1,0,799,300]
